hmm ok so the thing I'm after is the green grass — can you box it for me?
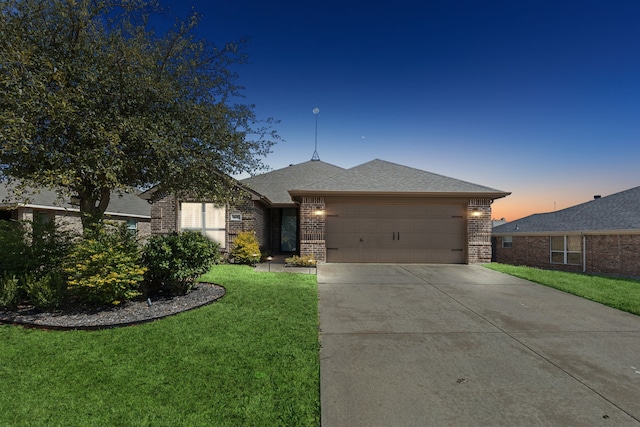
[484,263,640,316]
[0,265,320,427]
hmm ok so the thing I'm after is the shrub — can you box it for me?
[230,231,261,265]
[142,231,220,295]
[285,255,317,267]
[0,274,20,310]
[24,272,67,311]
[65,223,145,306]
[0,219,75,278]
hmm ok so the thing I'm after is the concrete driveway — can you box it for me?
[318,264,640,426]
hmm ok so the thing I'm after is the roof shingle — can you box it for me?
[240,160,345,205]
[290,159,509,196]
[0,185,150,218]
[493,186,640,234]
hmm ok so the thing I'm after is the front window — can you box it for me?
[550,236,581,265]
[180,203,226,249]
[502,236,512,248]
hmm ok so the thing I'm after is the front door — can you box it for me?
[280,208,298,252]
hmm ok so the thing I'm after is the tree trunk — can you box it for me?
[78,187,111,232]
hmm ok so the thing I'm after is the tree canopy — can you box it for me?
[0,0,278,229]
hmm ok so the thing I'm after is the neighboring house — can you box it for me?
[0,184,151,238]
[492,186,640,277]
[492,218,507,228]
[147,158,510,264]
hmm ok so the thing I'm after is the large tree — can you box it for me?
[0,0,278,230]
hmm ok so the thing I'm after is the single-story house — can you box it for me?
[0,184,151,237]
[492,186,640,277]
[147,159,510,264]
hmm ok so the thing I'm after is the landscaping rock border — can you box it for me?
[0,283,225,330]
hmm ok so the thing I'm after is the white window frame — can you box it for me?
[180,202,226,249]
[550,236,581,265]
[126,219,138,236]
[502,236,513,248]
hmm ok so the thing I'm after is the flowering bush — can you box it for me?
[230,231,261,265]
[65,223,145,305]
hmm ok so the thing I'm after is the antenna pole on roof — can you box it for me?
[311,107,320,161]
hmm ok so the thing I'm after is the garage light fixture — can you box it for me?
[471,208,482,217]
[314,209,325,216]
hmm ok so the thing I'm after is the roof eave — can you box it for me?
[0,203,151,219]
[288,190,511,199]
[493,228,640,236]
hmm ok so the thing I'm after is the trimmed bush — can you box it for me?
[142,231,220,295]
[230,231,261,265]
[285,255,317,267]
[65,223,145,306]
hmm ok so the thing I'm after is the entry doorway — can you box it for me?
[280,208,298,252]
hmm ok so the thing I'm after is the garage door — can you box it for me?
[326,203,465,263]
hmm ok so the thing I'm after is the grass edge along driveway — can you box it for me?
[0,265,320,427]
[484,263,640,316]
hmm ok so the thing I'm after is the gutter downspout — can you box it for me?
[582,234,587,273]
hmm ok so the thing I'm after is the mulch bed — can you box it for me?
[0,283,225,331]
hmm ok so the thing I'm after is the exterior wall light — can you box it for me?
[314,209,325,216]
[471,208,482,217]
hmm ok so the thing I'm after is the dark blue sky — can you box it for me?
[160,0,640,220]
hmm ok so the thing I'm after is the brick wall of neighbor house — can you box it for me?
[467,198,493,263]
[494,236,557,269]
[495,234,640,277]
[586,234,640,277]
[16,207,151,240]
[299,196,326,262]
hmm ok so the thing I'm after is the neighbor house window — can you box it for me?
[550,236,581,265]
[126,219,138,236]
[502,236,513,248]
[180,203,226,249]
[34,210,53,224]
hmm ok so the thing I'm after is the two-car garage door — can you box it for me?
[325,202,466,263]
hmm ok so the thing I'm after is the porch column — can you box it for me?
[299,196,326,262]
[468,198,492,263]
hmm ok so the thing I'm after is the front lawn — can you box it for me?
[0,265,320,427]
[484,263,640,316]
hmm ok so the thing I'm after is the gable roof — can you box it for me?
[289,159,509,198]
[0,185,151,218]
[493,186,640,235]
[240,160,345,205]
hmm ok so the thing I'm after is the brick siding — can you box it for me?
[228,198,269,251]
[150,193,269,253]
[467,198,493,264]
[150,194,178,235]
[494,234,640,277]
[299,196,326,262]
